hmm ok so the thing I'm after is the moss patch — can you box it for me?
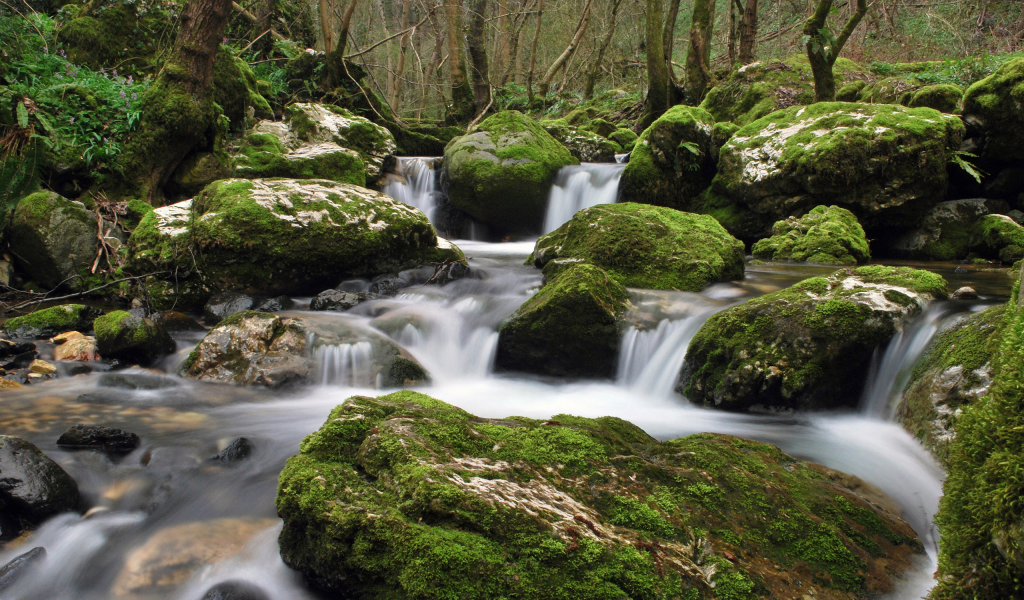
[93,310,176,364]
[2,304,100,339]
[751,205,870,265]
[961,57,1024,160]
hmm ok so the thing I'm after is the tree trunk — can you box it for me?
[738,0,758,63]
[319,0,335,53]
[637,0,668,131]
[445,0,474,122]
[804,0,868,102]
[583,0,622,99]
[684,0,717,104]
[336,0,358,54]
[392,0,412,110]
[536,0,593,99]
[525,0,543,102]
[325,0,359,87]
[467,0,490,116]
[728,0,739,65]
[662,0,681,84]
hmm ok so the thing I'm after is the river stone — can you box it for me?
[233,134,366,186]
[56,424,141,453]
[201,580,269,600]
[203,292,293,325]
[442,110,578,234]
[702,102,965,240]
[278,103,396,182]
[50,331,99,361]
[961,57,1024,160]
[124,179,464,311]
[681,266,949,412]
[495,264,629,378]
[530,203,745,291]
[212,437,254,463]
[751,205,870,265]
[182,311,429,388]
[1,304,100,339]
[541,120,620,163]
[618,105,716,211]
[0,436,80,534]
[0,547,46,592]
[277,390,923,599]
[93,311,176,365]
[8,191,125,291]
[309,289,368,311]
[890,199,1023,262]
[151,311,205,332]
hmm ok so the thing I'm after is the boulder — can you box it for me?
[751,205,870,265]
[211,46,273,130]
[855,77,919,105]
[203,292,294,325]
[908,84,963,113]
[182,311,429,388]
[281,103,396,182]
[2,304,100,339]
[618,105,716,210]
[607,128,637,152]
[309,289,369,311]
[233,134,365,185]
[8,191,125,290]
[93,311,176,365]
[961,57,1024,160]
[201,580,269,600]
[56,2,160,71]
[580,118,618,138]
[168,152,234,198]
[50,331,99,361]
[703,102,965,240]
[0,436,80,536]
[151,311,205,332]
[277,390,923,599]
[541,120,620,163]
[680,266,949,412]
[495,264,629,378]
[124,179,463,311]
[890,199,1022,262]
[56,424,141,453]
[530,203,745,291]
[442,111,577,234]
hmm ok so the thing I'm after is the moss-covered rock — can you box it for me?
[494,263,629,378]
[277,390,923,599]
[8,191,125,291]
[233,134,365,185]
[855,77,919,105]
[705,102,965,240]
[890,199,1023,262]
[751,205,870,265]
[168,151,233,198]
[212,47,273,131]
[93,310,176,365]
[976,214,1024,263]
[56,2,163,74]
[283,103,396,183]
[2,304,100,339]
[618,106,716,211]
[961,57,1024,160]
[908,84,963,113]
[531,203,744,291]
[441,111,578,234]
[183,311,428,387]
[699,55,868,127]
[607,128,637,152]
[680,266,949,412]
[580,118,618,138]
[124,179,461,310]
[542,120,621,163]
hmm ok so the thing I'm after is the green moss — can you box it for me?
[908,84,963,113]
[212,46,273,130]
[977,215,1024,263]
[608,128,637,152]
[1,304,99,339]
[961,57,1024,160]
[751,205,870,265]
[856,77,920,105]
[56,2,164,74]
[233,133,366,185]
[93,309,175,364]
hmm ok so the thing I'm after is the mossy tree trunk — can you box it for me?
[662,0,682,88]
[738,0,758,63]
[467,0,490,116]
[536,0,593,100]
[583,0,622,99]
[637,0,669,132]
[324,0,359,88]
[444,0,474,123]
[685,0,717,104]
[804,0,868,102]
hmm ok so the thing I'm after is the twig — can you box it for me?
[343,13,432,59]
[3,272,170,312]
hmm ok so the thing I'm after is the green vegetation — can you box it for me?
[752,205,870,265]
[93,309,176,364]
[1,304,100,339]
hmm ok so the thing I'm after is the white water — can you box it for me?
[381,157,442,224]
[617,313,716,395]
[314,341,375,387]
[542,163,625,233]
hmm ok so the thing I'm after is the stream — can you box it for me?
[0,162,1015,599]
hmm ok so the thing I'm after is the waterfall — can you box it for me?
[542,163,625,233]
[617,311,718,396]
[314,342,376,387]
[381,157,442,224]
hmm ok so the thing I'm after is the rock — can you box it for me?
[950,286,979,300]
[890,200,1024,263]
[541,120,621,162]
[441,110,577,234]
[751,205,870,265]
[0,547,46,592]
[28,359,56,376]
[1,304,100,339]
[309,289,368,311]
[182,311,429,388]
[856,76,920,104]
[984,164,1024,201]
[618,105,716,210]
[233,134,365,186]
[212,437,253,463]
[125,180,462,311]
[98,372,180,390]
[908,84,963,113]
[425,260,472,285]
[151,311,205,332]
[704,102,965,240]
[680,266,949,412]
[211,46,273,130]
[581,118,618,138]
[112,518,274,598]
[0,378,22,390]
[56,424,141,453]
[0,436,80,535]
[607,128,637,152]
[0,340,35,358]
[530,203,745,291]
[201,580,269,600]
[168,151,233,198]
[8,191,125,291]
[51,332,99,361]
[975,214,1024,263]
[279,103,396,182]
[203,292,256,325]
[496,264,629,378]
[961,57,1024,160]
[93,311,176,365]
[1,350,37,371]
[277,390,923,599]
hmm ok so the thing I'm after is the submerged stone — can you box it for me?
[0,547,45,592]
[56,424,141,453]
[751,205,870,265]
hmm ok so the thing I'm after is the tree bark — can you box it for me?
[804,0,868,102]
[738,0,758,63]
[536,0,593,99]
[445,0,475,122]
[728,0,739,65]
[637,0,669,131]
[662,0,681,84]
[685,0,717,104]
[525,0,543,102]
[392,0,413,110]
[319,0,335,53]
[467,0,490,116]
[336,0,358,54]
[583,0,622,99]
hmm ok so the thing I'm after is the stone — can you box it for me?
[1,304,100,339]
[441,111,578,234]
[908,84,963,113]
[950,286,979,300]
[961,57,1024,160]
[856,76,920,105]
[889,198,1010,260]
[151,311,205,332]
[0,436,80,535]
[56,424,141,453]
[530,203,745,291]
[201,580,269,600]
[212,437,253,463]
[608,128,637,152]
[93,311,176,365]
[425,261,472,285]
[211,46,273,130]
[233,134,365,186]
[541,120,621,163]
[169,151,233,198]
[0,547,46,592]
[751,205,871,265]
[0,340,35,358]
[204,292,257,325]
[280,103,396,182]
[680,266,949,412]
[309,289,367,311]
[27,359,56,376]
[51,332,99,362]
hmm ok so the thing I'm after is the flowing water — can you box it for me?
[542,163,625,233]
[381,157,442,224]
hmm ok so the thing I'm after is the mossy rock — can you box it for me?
[56,2,162,74]
[699,55,868,127]
[976,214,1024,263]
[962,57,1024,161]
[542,121,621,163]
[580,118,618,138]
[441,110,577,234]
[908,84,963,114]
[2,304,100,339]
[233,134,366,185]
[896,305,1004,464]
[836,80,868,102]
[276,390,923,599]
[212,46,274,131]
[168,151,233,197]
[619,105,716,211]
[855,77,919,105]
[94,310,176,365]
[531,203,744,291]
[124,179,460,310]
[607,128,637,152]
[706,102,965,240]
[751,205,870,265]
[890,199,1022,262]
[494,263,629,378]
[283,103,396,182]
[681,266,949,412]
[710,122,740,163]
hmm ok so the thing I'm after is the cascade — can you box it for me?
[313,341,376,387]
[381,157,442,224]
[616,312,718,396]
[542,163,625,233]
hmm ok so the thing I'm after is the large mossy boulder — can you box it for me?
[618,106,716,211]
[494,263,629,378]
[961,57,1024,161]
[703,102,965,240]
[124,179,463,311]
[854,77,919,105]
[908,84,963,113]
[93,310,176,365]
[183,311,428,387]
[530,203,744,291]
[2,304,100,339]
[751,205,870,265]
[277,390,923,599]
[441,111,577,234]
[890,199,1024,262]
[8,191,125,290]
[233,134,365,185]
[282,103,396,182]
[680,266,948,412]
[212,47,273,130]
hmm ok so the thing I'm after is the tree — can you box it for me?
[391,0,413,110]
[536,0,594,99]
[637,0,669,130]
[525,0,543,103]
[684,0,717,104]
[467,0,491,116]
[804,0,868,101]
[584,0,623,99]
[445,0,475,122]
[738,0,759,64]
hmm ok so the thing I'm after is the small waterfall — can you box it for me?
[314,342,376,387]
[382,157,442,224]
[615,153,629,163]
[617,312,717,396]
[542,163,625,233]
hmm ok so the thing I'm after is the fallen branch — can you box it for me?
[231,1,286,41]
[2,272,170,313]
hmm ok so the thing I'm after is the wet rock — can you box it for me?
[680,266,949,412]
[0,436,80,535]
[94,311,176,365]
[253,295,294,313]
[751,205,871,265]
[0,340,35,358]
[212,437,253,463]
[425,261,472,285]
[56,424,141,453]
[277,391,923,599]
[2,304,100,339]
[50,332,99,361]
[889,198,1021,262]
[0,547,46,592]
[201,580,269,600]
[309,289,366,311]
[204,292,257,325]
[541,120,620,163]
[151,311,205,332]
[98,372,180,390]
[368,273,404,296]
[2,350,37,371]
[0,378,23,390]
[28,359,56,377]
[950,286,979,300]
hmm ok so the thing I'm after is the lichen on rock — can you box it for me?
[233,133,366,185]
[751,205,870,265]
[282,103,397,182]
